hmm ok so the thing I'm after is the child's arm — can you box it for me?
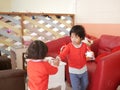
[57,44,69,61]
[45,57,60,67]
[85,45,95,60]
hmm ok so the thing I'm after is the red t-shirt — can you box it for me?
[27,60,58,90]
[59,42,89,69]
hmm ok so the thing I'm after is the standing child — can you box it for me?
[26,40,59,90]
[56,25,94,90]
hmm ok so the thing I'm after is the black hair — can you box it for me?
[26,40,48,59]
[70,25,86,40]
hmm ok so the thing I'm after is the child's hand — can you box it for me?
[53,59,60,66]
[56,56,61,61]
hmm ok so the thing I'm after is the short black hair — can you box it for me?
[26,40,48,59]
[70,25,86,40]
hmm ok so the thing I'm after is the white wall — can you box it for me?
[11,0,75,14]
[1,0,120,24]
[0,0,12,12]
[75,0,120,24]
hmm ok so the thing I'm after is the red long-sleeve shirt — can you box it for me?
[59,42,89,69]
[27,60,58,90]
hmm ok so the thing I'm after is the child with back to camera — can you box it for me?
[56,25,94,90]
[26,40,59,90]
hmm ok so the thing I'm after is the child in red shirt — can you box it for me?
[56,25,94,90]
[26,40,59,90]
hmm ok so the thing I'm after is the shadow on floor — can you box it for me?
[49,82,72,90]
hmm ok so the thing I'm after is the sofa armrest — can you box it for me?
[0,69,26,78]
[0,69,27,90]
[91,50,120,90]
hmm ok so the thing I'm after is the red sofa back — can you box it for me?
[91,34,120,56]
[98,35,120,54]
[46,36,71,57]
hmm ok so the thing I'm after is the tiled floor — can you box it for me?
[49,82,72,90]
[26,82,120,90]
[50,84,120,90]
[26,82,72,90]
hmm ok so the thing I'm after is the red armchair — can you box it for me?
[88,34,120,90]
[46,34,120,90]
